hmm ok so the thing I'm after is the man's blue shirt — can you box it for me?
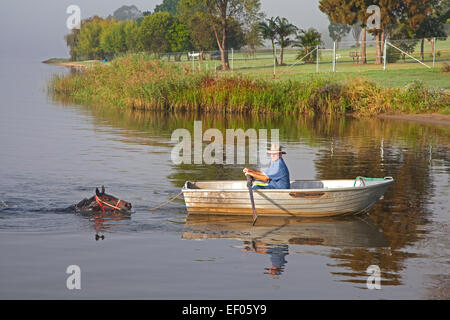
[263,158,290,189]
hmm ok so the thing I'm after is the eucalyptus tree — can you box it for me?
[319,0,368,64]
[328,21,351,49]
[178,0,263,70]
[320,0,438,65]
[75,16,111,60]
[137,12,176,56]
[100,20,128,58]
[241,0,265,55]
[154,0,180,15]
[351,21,362,47]
[411,0,448,61]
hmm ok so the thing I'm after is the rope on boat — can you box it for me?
[148,190,183,212]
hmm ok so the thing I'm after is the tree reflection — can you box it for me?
[56,104,449,288]
[314,118,448,287]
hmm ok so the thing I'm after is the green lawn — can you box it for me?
[161,40,450,89]
[53,36,450,90]
[233,62,450,89]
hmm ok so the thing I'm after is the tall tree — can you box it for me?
[168,20,192,55]
[75,16,111,60]
[123,20,140,52]
[412,0,448,61]
[154,0,180,15]
[351,21,362,47]
[274,16,298,65]
[363,0,434,64]
[319,0,368,64]
[328,21,351,49]
[65,28,80,61]
[178,0,261,70]
[368,1,403,64]
[185,11,218,53]
[100,20,128,58]
[386,22,419,62]
[226,17,246,50]
[137,12,176,55]
[203,0,244,70]
[111,5,143,21]
[241,0,265,55]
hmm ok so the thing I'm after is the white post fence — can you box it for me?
[433,38,436,68]
[231,48,234,71]
[273,46,277,77]
[280,47,318,76]
[316,45,319,73]
[386,41,431,69]
[332,41,336,73]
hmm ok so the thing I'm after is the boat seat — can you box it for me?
[290,181,324,189]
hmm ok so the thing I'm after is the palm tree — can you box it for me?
[274,16,297,65]
[259,17,278,65]
[294,28,323,64]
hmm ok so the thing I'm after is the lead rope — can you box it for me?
[148,190,184,212]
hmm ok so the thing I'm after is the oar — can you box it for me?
[246,175,258,226]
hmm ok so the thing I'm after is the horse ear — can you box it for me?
[101,186,105,194]
[96,188,101,196]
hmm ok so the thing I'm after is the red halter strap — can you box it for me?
[95,196,122,212]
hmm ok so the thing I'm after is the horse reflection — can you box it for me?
[86,211,132,241]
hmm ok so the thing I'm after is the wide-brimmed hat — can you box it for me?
[266,144,286,154]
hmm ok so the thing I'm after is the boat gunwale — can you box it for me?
[182,178,394,194]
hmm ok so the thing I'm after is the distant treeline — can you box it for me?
[65,0,261,63]
[65,0,327,70]
[65,12,247,61]
[64,0,449,69]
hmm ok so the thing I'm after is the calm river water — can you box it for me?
[0,58,448,299]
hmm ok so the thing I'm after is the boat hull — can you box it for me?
[182,179,393,217]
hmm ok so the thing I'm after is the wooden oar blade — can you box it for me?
[246,175,258,225]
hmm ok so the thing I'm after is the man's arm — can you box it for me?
[243,168,270,182]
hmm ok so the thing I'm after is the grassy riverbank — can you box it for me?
[49,55,450,115]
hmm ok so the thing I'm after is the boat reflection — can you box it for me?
[183,214,388,278]
[183,214,388,247]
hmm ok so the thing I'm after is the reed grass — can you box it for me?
[49,56,450,115]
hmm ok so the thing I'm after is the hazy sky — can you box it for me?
[0,0,331,60]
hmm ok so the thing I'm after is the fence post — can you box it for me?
[231,48,234,71]
[433,37,436,68]
[383,38,387,71]
[316,45,319,73]
[273,46,276,77]
[333,41,336,72]
[191,51,194,73]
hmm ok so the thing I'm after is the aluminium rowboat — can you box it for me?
[182,177,394,218]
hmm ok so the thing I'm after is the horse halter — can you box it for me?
[95,195,123,212]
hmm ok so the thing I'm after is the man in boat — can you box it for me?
[243,144,290,189]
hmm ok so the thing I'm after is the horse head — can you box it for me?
[94,186,132,212]
[75,186,132,213]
